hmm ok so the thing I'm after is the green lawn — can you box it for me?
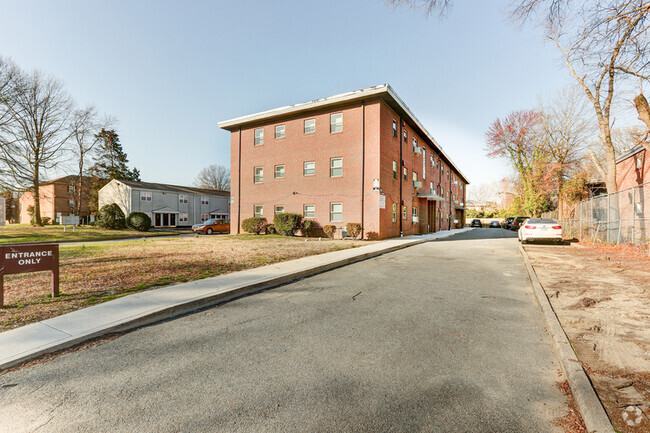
[0,224,179,244]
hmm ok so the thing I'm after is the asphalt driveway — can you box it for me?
[0,228,566,432]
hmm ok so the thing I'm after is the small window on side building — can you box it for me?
[275,125,285,139]
[304,119,315,134]
[330,113,343,133]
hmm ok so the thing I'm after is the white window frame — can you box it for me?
[330,202,343,222]
[403,167,407,181]
[403,205,407,220]
[304,119,316,134]
[392,203,397,223]
[392,120,397,137]
[179,213,188,223]
[303,204,315,218]
[275,125,285,139]
[201,214,209,222]
[303,161,315,176]
[330,157,343,177]
[254,205,263,218]
[254,128,264,146]
[422,148,426,179]
[274,165,285,179]
[201,196,209,205]
[393,161,397,180]
[140,191,152,201]
[254,167,263,184]
[274,205,285,215]
[330,113,343,133]
[179,194,188,204]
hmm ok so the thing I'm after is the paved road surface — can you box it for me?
[0,229,566,432]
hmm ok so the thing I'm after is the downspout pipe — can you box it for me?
[399,117,403,237]
[237,126,242,234]
[361,101,365,239]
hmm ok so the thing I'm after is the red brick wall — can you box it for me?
[616,148,648,191]
[19,181,92,223]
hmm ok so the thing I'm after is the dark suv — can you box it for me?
[470,219,482,228]
[510,216,530,231]
[502,217,514,229]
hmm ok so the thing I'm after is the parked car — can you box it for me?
[502,217,514,229]
[191,219,230,235]
[489,220,500,228]
[510,216,530,232]
[470,219,482,228]
[518,218,563,244]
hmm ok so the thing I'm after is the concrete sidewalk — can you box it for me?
[0,228,472,371]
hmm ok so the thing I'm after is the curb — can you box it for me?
[518,245,615,433]
[0,229,471,371]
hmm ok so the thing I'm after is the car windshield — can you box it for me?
[527,218,557,224]
[204,219,216,225]
[515,217,530,222]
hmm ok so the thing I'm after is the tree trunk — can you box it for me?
[33,168,42,226]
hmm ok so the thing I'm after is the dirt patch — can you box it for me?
[525,242,650,433]
[0,235,371,331]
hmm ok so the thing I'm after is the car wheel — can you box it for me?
[206,228,213,235]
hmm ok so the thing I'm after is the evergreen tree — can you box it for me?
[88,129,140,213]
[90,129,140,181]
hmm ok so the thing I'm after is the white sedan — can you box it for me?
[518,218,563,244]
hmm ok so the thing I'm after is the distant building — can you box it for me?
[98,179,229,228]
[616,144,648,190]
[19,175,92,224]
[219,84,469,239]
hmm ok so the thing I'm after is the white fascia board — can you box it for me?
[217,84,389,129]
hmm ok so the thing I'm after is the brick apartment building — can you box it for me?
[616,144,648,190]
[19,175,92,224]
[219,84,469,239]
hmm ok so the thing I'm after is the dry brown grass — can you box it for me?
[0,234,371,331]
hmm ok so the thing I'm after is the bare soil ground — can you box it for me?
[0,234,369,331]
[525,242,650,433]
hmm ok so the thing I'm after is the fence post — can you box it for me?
[607,194,611,243]
[579,201,583,240]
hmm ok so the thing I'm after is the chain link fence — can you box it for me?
[546,182,650,246]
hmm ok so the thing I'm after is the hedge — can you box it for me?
[242,217,267,234]
[323,225,336,238]
[273,213,303,236]
[97,203,126,230]
[346,223,361,239]
[127,211,151,232]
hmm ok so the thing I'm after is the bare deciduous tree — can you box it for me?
[69,107,112,215]
[194,164,230,191]
[539,85,594,194]
[0,68,73,225]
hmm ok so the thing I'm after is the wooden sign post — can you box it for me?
[0,244,59,308]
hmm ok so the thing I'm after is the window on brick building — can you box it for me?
[392,120,397,137]
[330,113,343,133]
[254,205,263,218]
[393,161,397,180]
[392,203,397,222]
[254,128,264,145]
[68,185,75,195]
[403,206,407,220]
[430,182,434,194]
[403,167,407,181]
[275,125,285,139]
[304,204,315,218]
[403,129,407,142]
[412,137,417,151]
[304,119,315,134]
[274,205,285,214]
[330,202,342,222]
[330,158,343,177]
[304,161,315,176]
[254,167,263,183]
[274,165,285,178]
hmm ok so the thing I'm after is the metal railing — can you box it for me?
[549,182,650,246]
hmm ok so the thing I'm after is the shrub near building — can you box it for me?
[127,211,151,232]
[273,213,302,236]
[242,217,267,234]
[97,204,126,230]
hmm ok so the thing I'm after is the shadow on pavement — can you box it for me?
[431,228,518,242]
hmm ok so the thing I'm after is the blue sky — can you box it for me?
[0,0,574,189]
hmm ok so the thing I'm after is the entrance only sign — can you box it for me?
[0,244,59,307]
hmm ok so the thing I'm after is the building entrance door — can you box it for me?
[154,213,177,228]
[428,201,436,233]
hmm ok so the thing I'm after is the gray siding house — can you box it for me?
[98,179,229,228]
